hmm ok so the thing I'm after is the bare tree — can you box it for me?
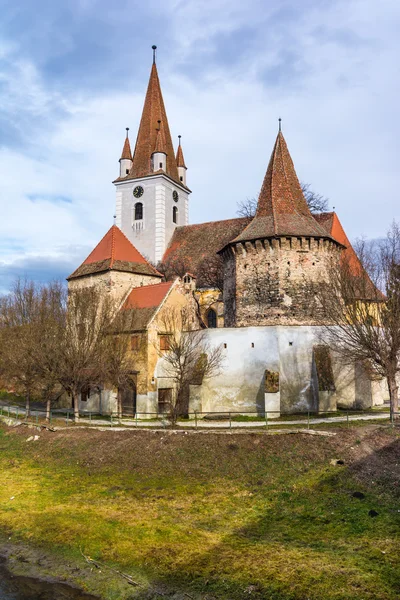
[236,197,257,218]
[58,287,116,421]
[157,257,191,281]
[315,222,400,418]
[196,254,224,293]
[301,182,329,213]
[236,183,329,217]
[156,308,224,424]
[33,282,66,422]
[0,279,41,417]
[103,309,138,420]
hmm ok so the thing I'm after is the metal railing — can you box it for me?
[0,404,398,431]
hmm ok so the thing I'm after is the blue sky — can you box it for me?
[0,0,399,291]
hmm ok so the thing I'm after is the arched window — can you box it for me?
[207,309,217,328]
[134,202,143,220]
[173,206,178,224]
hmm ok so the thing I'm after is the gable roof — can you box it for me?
[121,281,174,331]
[314,211,383,300]
[162,217,251,285]
[231,132,340,246]
[115,62,181,186]
[314,212,360,272]
[67,225,162,280]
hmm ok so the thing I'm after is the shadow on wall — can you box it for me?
[280,349,317,413]
[331,356,374,410]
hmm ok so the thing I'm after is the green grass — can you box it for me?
[0,425,399,599]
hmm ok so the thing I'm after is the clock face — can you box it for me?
[133,186,144,198]
[173,190,179,202]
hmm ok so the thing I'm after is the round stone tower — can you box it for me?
[219,129,343,327]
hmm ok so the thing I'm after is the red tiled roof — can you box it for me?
[162,218,251,286]
[154,127,167,154]
[176,143,186,168]
[314,211,383,300]
[231,132,340,245]
[68,225,162,280]
[120,281,173,331]
[120,134,132,161]
[314,212,360,270]
[123,281,173,310]
[122,63,180,185]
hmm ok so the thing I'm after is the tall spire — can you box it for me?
[120,127,132,161]
[232,130,340,244]
[128,47,180,183]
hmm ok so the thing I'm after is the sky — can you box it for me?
[0,0,399,292]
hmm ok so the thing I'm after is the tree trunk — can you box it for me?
[117,388,122,421]
[25,390,30,419]
[387,373,399,419]
[72,391,80,422]
[46,396,51,423]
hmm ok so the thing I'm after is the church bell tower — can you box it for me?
[113,46,190,265]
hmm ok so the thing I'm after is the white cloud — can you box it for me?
[0,0,399,288]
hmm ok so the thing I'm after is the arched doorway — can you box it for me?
[207,308,217,328]
[120,383,137,417]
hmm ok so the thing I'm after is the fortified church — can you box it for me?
[68,48,388,417]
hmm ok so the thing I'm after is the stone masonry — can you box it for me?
[222,236,341,327]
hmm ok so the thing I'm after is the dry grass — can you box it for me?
[0,424,399,599]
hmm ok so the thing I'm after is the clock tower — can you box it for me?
[113,47,190,265]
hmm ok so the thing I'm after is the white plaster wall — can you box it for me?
[178,166,186,186]
[155,183,166,263]
[153,152,166,171]
[136,392,158,415]
[120,158,132,178]
[78,389,117,415]
[185,326,377,414]
[371,378,389,406]
[115,174,189,264]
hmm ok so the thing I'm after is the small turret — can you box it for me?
[151,121,167,172]
[176,135,187,185]
[119,128,132,177]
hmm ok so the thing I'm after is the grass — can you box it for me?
[0,424,399,599]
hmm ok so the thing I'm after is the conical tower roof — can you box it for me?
[128,61,179,183]
[176,137,186,168]
[68,225,162,280]
[154,126,167,155]
[120,129,132,161]
[232,131,341,244]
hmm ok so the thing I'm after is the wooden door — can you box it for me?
[158,388,172,414]
[121,384,137,416]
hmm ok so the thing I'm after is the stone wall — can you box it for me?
[195,288,224,328]
[68,270,160,307]
[222,237,341,327]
